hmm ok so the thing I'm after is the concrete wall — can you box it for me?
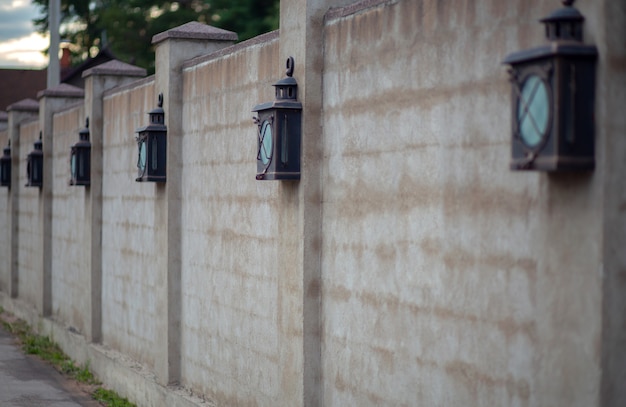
[320,1,602,406]
[597,1,626,405]
[179,33,284,405]
[100,78,158,369]
[51,104,88,332]
[0,1,623,407]
[17,120,43,310]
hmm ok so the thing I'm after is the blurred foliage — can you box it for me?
[32,0,279,74]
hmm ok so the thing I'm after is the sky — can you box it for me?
[0,0,49,69]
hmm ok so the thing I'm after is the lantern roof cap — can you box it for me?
[539,0,586,42]
[137,93,166,132]
[540,1,584,23]
[149,106,165,115]
[502,41,597,65]
[33,132,42,150]
[273,76,297,87]
[79,117,90,140]
[149,93,165,116]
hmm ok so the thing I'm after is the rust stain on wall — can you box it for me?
[444,360,530,402]
[370,344,395,374]
[496,319,537,343]
[334,177,442,220]
[442,180,536,219]
[442,246,538,276]
[328,286,537,342]
[326,80,500,117]
[374,242,397,264]
[334,371,388,405]
[326,284,352,302]
[420,237,441,257]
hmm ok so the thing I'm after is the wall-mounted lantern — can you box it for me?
[70,117,91,186]
[135,93,166,182]
[0,141,11,187]
[252,56,302,180]
[502,0,597,171]
[26,132,43,188]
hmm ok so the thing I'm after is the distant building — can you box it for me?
[0,47,116,113]
[0,68,46,112]
[60,48,116,88]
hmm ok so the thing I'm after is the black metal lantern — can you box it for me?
[0,141,11,187]
[26,132,43,188]
[135,93,166,182]
[252,56,302,180]
[70,117,91,186]
[503,0,597,171]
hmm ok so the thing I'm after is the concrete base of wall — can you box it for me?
[0,293,213,407]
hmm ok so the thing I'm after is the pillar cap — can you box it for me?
[152,21,237,45]
[6,98,39,112]
[37,83,84,99]
[82,59,147,79]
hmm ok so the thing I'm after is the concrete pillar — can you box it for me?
[0,112,7,132]
[81,60,146,342]
[151,21,236,385]
[5,99,39,298]
[277,1,355,405]
[598,1,626,406]
[37,84,85,316]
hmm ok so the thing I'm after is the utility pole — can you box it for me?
[47,0,60,87]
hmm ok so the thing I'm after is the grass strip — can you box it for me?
[0,307,135,406]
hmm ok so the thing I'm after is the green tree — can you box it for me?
[32,0,279,74]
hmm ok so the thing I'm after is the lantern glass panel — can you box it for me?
[0,163,8,185]
[71,151,77,179]
[151,136,158,171]
[281,114,289,166]
[517,74,550,148]
[138,139,147,174]
[259,120,273,165]
[78,154,84,178]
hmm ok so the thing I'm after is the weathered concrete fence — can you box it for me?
[0,0,624,406]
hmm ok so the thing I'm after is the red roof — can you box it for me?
[0,68,47,112]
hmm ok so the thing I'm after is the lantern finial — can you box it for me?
[85,117,89,129]
[563,0,574,6]
[158,93,163,108]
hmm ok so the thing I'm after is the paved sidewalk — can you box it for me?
[0,324,99,407]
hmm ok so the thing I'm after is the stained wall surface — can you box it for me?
[101,78,158,369]
[0,1,623,407]
[179,34,286,406]
[320,1,603,406]
[17,120,43,310]
[50,105,88,332]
